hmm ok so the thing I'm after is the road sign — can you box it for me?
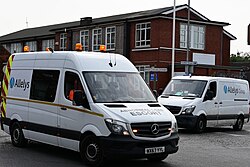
[180,61,197,65]
[145,67,168,72]
[150,72,158,81]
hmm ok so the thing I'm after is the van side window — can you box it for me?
[30,70,60,102]
[209,81,217,98]
[204,81,217,101]
[64,71,83,101]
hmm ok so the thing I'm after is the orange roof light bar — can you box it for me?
[23,46,29,52]
[99,45,106,52]
[75,43,83,51]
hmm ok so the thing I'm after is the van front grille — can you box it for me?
[130,122,172,138]
[164,105,181,115]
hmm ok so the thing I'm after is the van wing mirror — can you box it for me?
[153,90,158,98]
[73,90,84,106]
[73,90,90,109]
[204,90,214,101]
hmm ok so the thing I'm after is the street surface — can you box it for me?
[0,124,250,167]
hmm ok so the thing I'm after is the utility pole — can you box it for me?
[185,0,191,75]
[171,0,176,78]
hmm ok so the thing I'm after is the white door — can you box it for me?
[203,81,219,127]
[28,70,60,146]
[58,70,90,151]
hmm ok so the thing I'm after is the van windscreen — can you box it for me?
[83,72,156,103]
[162,79,207,98]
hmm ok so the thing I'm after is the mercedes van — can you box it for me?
[0,50,179,166]
[158,76,249,133]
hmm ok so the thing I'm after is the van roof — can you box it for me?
[12,51,138,72]
[172,75,248,83]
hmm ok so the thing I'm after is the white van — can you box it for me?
[0,50,178,166]
[158,76,250,133]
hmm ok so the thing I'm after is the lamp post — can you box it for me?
[171,0,191,77]
[185,0,191,75]
[171,0,176,78]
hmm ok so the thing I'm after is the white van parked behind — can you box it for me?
[0,49,179,166]
[158,76,250,133]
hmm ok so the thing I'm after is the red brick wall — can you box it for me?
[129,16,233,92]
[222,34,231,66]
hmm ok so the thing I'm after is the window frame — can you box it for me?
[105,26,116,51]
[180,23,205,50]
[10,43,22,53]
[30,70,60,102]
[42,39,55,51]
[26,41,37,52]
[135,22,151,48]
[60,33,67,51]
[92,28,102,51]
[136,65,150,85]
[80,30,89,51]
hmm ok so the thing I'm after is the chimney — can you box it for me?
[80,17,92,26]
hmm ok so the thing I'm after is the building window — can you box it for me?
[135,22,151,47]
[60,33,67,51]
[106,27,116,50]
[10,43,22,53]
[92,28,102,51]
[80,30,89,51]
[180,23,205,50]
[26,41,37,51]
[2,44,10,53]
[42,39,55,51]
[136,65,150,85]
[30,70,60,102]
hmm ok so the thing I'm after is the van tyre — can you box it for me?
[80,135,104,167]
[147,154,168,162]
[233,116,244,131]
[194,116,206,133]
[10,122,27,147]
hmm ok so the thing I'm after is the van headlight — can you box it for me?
[182,105,196,115]
[105,119,130,135]
[170,122,178,133]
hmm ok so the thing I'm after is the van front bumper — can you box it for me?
[99,132,179,158]
[176,115,198,129]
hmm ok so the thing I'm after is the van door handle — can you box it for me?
[61,107,67,110]
[214,102,218,104]
[219,102,222,104]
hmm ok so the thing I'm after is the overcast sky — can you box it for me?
[1,0,249,54]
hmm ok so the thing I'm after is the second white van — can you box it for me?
[158,76,250,133]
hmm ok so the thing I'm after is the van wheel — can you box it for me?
[194,116,206,133]
[147,154,168,162]
[10,122,27,147]
[80,135,104,167]
[233,116,244,131]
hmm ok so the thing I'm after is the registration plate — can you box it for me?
[145,146,165,154]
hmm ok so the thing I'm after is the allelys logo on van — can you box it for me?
[10,77,30,91]
[223,85,245,95]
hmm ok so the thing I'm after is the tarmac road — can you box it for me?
[0,124,250,167]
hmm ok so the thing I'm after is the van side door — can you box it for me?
[203,81,219,126]
[28,69,60,146]
[217,81,239,126]
[58,70,90,151]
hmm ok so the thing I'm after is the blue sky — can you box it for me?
[1,0,249,54]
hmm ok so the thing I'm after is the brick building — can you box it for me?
[0,4,241,93]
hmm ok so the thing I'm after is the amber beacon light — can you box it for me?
[99,45,106,52]
[75,43,83,51]
[23,46,30,52]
